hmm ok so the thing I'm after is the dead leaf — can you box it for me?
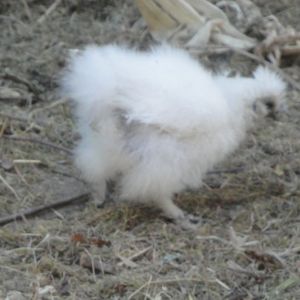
[71,233,111,248]
[245,249,285,269]
[70,233,87,244]
[90,238,111,248]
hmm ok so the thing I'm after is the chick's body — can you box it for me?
[62,45,285,223]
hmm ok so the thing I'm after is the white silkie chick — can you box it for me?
[62,44,286,228]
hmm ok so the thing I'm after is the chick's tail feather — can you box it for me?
[215,66,286,108]
[253,66,286,101]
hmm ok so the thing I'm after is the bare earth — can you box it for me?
[0,0,299,299]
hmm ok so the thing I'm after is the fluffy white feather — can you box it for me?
[62,44,286,226]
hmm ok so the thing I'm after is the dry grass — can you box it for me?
[0,0,300,299]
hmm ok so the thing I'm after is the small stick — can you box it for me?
[281,45,300,56]
[127,246,152,262]
[262,33,300,49]
[36,0,62,24]
[0,173,21,201]
[46,168,84,183]
[116,254,138,268]
[20,0,32,21]
[0,112,48,127]
[207,167,245,175]
[30,98,68,115]
[0,113,32,123]
[128,277,204,299]
[0,118,8,137]
[0,15,29,28]
[80,252,115,274]
[117,247,152,267]
[1,73,40,95]
[1,135,72,155]
[227,260,269,280]
[229,48,300,91]
[128,276,153,300]
[13,159,42,164]
[188,46,300,91]
[0,192,90,226]
[117,246,153,267]
[1,158,84,183]
[188,46,232,55]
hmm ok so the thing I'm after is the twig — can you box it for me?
[0,112,48,127]
[260,33,300,50]
[188,46,232,55]
[207,167,245,175]
[282,45,300,56]
[20,0,32,21]
[84,249,97,281]
[45,168,84,183]
[0,15,29,28]
[0,173,21,201]
[1,73,40,95]
[116,254,138,268]
[30,98,68,115]
[227,260,269,280]
[0,113,32,123]
[149,278,206,284]
[128,277,204,299]
[13,159,42,164]
[36,0,62,25]
[1,135,72,154]
[80,252,115,274]
[0,192,90,226]
[127,246,152,262]
[0,118,8,137]
[0,157,84,183]
[117,246,152,267]
[189,46,300,91]
[128,277,153,300]
[229,48,300,91]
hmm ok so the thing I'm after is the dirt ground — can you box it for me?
[0,0,299,299]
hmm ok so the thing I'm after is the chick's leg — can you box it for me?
[90,180,107,207]
[155,197,200,230]
[74,140,109,206]
[156,197,185,220]
[119,160,199,229]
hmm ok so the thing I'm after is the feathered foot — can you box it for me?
[157,198,200,230]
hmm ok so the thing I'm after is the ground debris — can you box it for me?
[79,252,115,275]
[0,0,299,298]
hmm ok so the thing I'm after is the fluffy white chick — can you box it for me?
[62,44,286,227]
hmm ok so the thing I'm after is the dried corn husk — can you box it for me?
[134,0,256,50]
